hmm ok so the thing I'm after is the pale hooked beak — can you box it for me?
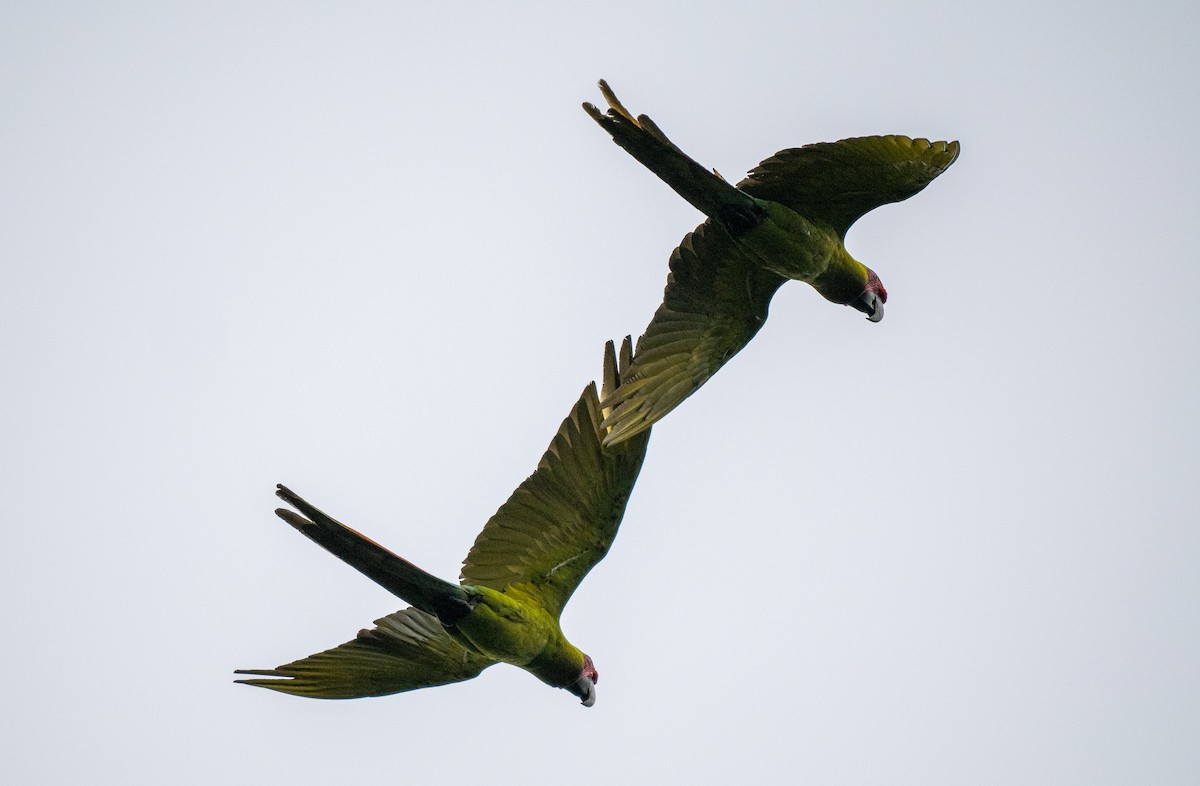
[851,290,885,322]
[567,676,596,707]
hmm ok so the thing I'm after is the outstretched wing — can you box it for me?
[600,221,786,446]
[235,607,495,699]
[459,338,650,618]
[737,135,960,236]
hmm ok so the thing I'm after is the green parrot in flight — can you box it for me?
[584,80,959,446]
[236,338,649,706]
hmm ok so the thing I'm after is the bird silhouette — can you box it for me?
[237,338,649,706]
[585,80,959,445]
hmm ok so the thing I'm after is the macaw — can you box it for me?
[236,338,649,706]
[584,80,959,446]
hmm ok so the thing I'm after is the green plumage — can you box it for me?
[237,338,649,705]
[585,80,959,446]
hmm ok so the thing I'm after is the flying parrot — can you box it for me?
[584,80,960,446]
[236,338,649,707]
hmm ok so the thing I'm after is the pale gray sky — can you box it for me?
[3,2,1197,784]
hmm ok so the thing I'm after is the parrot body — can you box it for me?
[446,584,587,686]
[584,80,959,445]
[237,338,648,706]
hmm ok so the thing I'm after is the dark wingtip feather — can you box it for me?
[601,340,618,404]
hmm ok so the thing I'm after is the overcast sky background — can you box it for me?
[3,2,1198,784]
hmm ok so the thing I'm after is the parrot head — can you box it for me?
[565,654,598,707]
[849,267,887,322]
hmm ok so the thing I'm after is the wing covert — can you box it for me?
[737,135,960,236]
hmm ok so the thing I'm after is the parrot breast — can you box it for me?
[736,200,839,283]
[453,585,556,667]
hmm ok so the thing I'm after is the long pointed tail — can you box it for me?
[583,80,762,234]
[273,484,474,625]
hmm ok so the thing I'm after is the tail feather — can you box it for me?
[273,484,474,625]
[584,79,762,234]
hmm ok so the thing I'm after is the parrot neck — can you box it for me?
[811,248,870,305]
[524,633,589,689]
